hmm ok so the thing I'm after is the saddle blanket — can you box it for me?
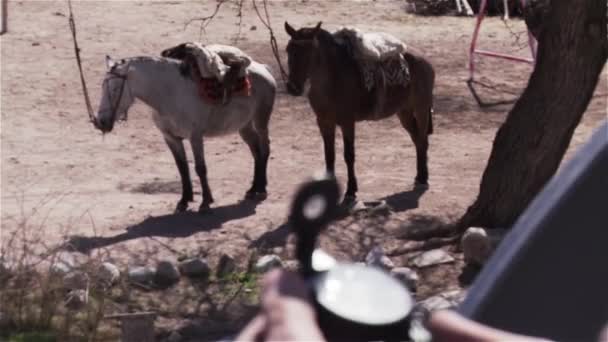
[333,27,411,90]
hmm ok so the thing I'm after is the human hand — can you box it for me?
[235,269,326,342]
[428,310,553,342]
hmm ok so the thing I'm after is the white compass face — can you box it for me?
[314,263,413,325]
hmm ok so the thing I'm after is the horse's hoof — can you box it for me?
[245,191,268,201]
[341,195,357,209]
[175,201,188,213]
[198,203,212,214]
[414,181,429,190]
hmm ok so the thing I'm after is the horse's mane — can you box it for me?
[315,28,358,75]
[115,55,188,79]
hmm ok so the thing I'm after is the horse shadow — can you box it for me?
[248,221,292,251]
[248,186,428,250]
[381,185,428,213]
[65,200,261,254]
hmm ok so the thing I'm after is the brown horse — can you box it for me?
[284,22,435,204]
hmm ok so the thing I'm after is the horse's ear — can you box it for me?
[105,55,116,70]
[285,21,296,37]
[312,21,322,36]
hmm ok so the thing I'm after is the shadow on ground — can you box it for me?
[118,180,200,195]
[64,200,261,254]
[248,187,428,252]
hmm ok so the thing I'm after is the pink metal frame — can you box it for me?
[468,0,537,104]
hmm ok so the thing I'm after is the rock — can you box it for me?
[98,262,120,285]
[216,254,237,278]
[462,227,490,265]
[462,227,506,265]
[50,252,87,275]
[155,261,181,286]
[411,249,454,268]
[369,200,391,215]
[254,255,283,273]
[365,246,394,270]
[419,289,466,311]
[128,266,156,284]
[419,295,452,311]
[441,289,467,307]
[179,258,211,278]
[390,267,419,291]
[351,200,368,212]
[167,331,182,342]
[63,271,89,290]
[65,289,88,310]
[51,262,72,275]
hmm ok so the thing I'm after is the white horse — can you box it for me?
[93,55,276,213]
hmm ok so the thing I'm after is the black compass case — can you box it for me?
[289,175,416,342]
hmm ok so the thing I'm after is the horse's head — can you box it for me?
[284,21,322,96]
[93,56,135,133]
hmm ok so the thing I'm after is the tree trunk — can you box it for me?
[460,0,607,230]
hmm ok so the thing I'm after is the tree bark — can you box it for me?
[459,0,608,230]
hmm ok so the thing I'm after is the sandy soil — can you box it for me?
[1,0,605,339]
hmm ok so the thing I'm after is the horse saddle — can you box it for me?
[161,43,252,105]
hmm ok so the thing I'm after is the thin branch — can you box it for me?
[184,0,228,41]
[232,0,245,44]
[502,18,530,52]
[251,0,289,84]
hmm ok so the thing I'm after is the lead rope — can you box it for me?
[67,0,94,123]
[251,0,289,86]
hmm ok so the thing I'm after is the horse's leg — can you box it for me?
[340,121,358,204]
[398,109,429,186]
[163,135,193,212]
[239,122,269,199]
[190,135,214,213]
[503,0,510,20]
[317,118,336,176]
[252,99,272,198]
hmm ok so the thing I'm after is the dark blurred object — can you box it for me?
[468,0,522,16]
[460,122,608,341]
[290,175,416,342]
[407,0,522,16]
[407,0,455,16]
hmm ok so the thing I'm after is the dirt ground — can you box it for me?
[1,0,606,339]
